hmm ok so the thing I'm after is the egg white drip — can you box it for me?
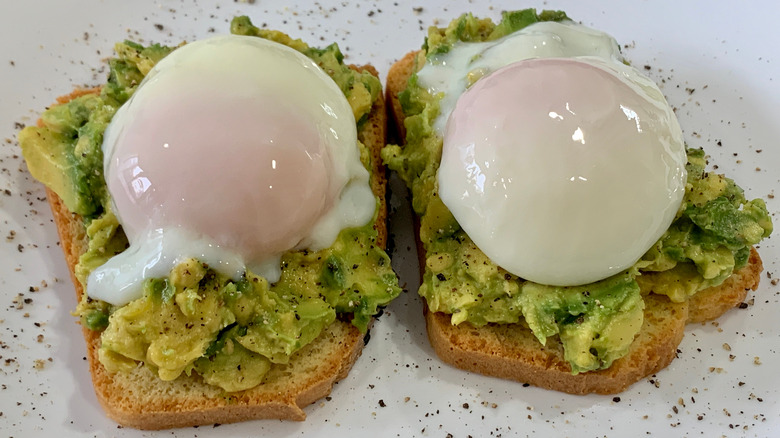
[87,227,246,304]
[87,35,375,306]
[416,21,622,135]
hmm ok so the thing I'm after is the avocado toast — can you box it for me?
[18,18,400,429]
[383,10,771,394]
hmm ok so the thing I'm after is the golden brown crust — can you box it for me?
[387,50,765,395]
[45,65,387,429]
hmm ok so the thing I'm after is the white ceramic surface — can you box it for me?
[0,1,777,437]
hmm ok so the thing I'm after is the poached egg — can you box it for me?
[423,21,687,286]
[88,35,375,305]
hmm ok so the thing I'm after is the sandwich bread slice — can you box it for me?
[20,19,398,429]
[383,10,770,395]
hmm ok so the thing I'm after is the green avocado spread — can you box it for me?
[382,9,773,374]
[19,17,399,392]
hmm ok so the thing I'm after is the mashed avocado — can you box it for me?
[19,17,399,392]
[382,9,772,374]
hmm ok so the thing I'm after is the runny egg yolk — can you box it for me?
[89,35,375,306]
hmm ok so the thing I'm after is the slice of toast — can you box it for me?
[387,51,764,395]
[44,64,388,429]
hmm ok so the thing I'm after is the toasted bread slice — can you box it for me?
[44,64,388,429]
[387,51,764,395]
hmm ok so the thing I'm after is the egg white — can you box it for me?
[423,22,687,286]
[89,35,375,305]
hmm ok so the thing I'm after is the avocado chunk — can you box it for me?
[520,274,644,373]
[19,124,85,214]
[420,192,460,242]
[99,260,236,381]
[19,94,110,217]
[194,326,272,392]
[638,148,772,300]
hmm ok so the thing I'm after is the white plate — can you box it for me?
[1,1,778,437]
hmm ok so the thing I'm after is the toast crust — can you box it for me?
[45,65,387,429]
[387,50,764,395]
